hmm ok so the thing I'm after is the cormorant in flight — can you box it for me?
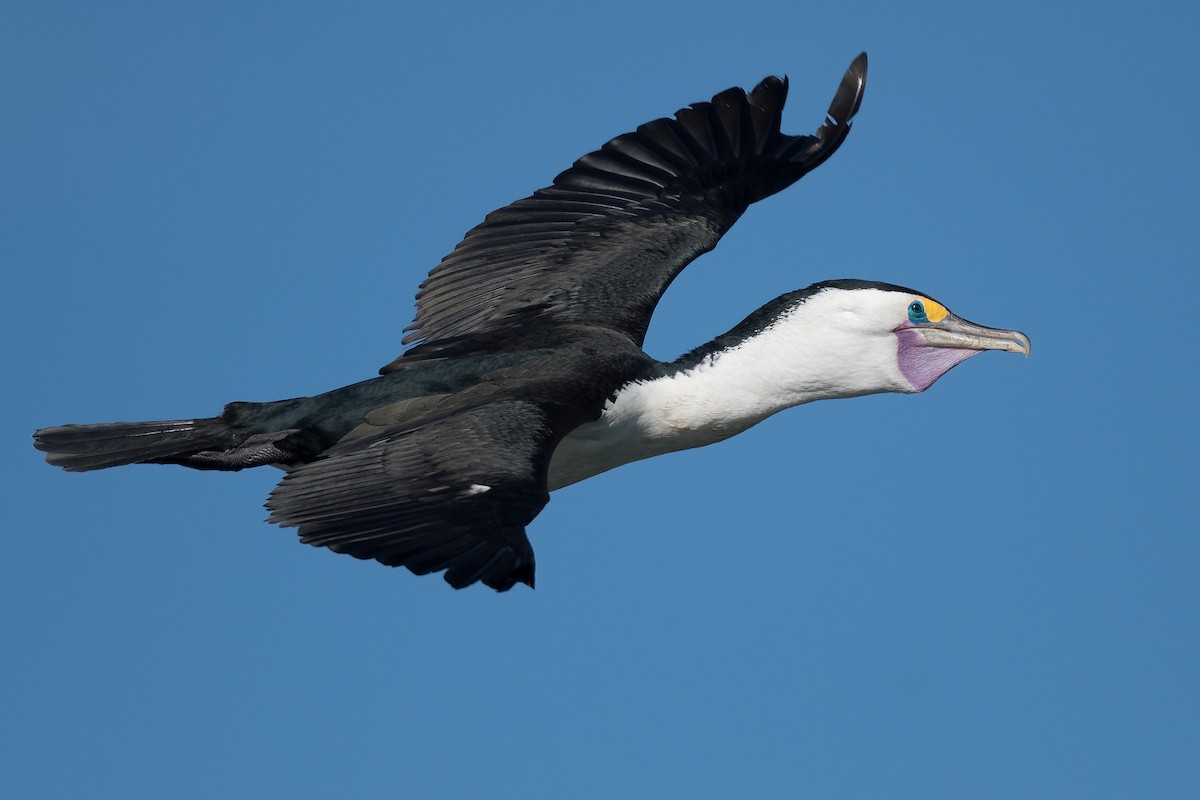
[35,53,1030,591]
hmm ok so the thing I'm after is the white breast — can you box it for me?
[547,375,750,490]
[546,336,802,490]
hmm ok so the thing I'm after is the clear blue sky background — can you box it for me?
[4,2,1197,798]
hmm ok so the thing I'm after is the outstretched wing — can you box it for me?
[393,54,867,363]
[266,399,571,591]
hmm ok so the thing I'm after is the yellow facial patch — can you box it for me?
[921,298,949,323]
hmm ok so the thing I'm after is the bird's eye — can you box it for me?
[908,301,928,323]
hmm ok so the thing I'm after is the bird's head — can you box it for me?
[755,280,1031,400]
[890,291,1030,392]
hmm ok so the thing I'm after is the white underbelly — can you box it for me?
[546,414,684,491]
[545,377,766,491]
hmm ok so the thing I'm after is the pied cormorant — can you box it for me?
[34,53,1030,591]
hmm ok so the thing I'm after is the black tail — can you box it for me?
[33,417,235,472]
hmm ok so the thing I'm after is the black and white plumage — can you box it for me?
[34,54,1030,591]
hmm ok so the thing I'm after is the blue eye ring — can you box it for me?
[908,301,928,323]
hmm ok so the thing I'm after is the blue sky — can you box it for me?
[4,2,1197,797]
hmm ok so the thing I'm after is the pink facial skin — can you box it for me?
[894,324,980,392]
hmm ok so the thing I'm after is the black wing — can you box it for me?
[266,399,572,591]
[392,54,867,362]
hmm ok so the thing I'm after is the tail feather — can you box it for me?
[33,418,232,472]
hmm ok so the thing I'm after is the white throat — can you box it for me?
[547,289,908,490]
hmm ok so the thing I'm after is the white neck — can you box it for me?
[547,290,908,490]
